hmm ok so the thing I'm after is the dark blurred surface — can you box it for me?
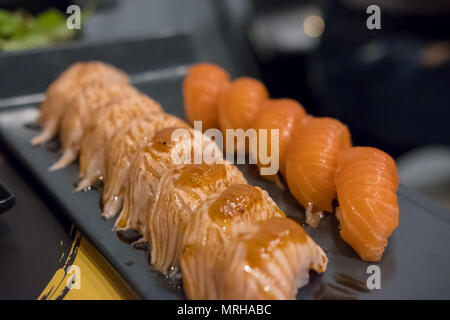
[0,0,73,14]
[313,1,450,157]
[0,149,73,299]
[246,0,450,158]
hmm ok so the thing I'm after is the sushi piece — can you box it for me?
[183,63,230,130]
[102,113,189,219]
[50,82,142,171]
[218,77,269,153]
[285,117,351,227]
[335,147,399,262]
[31,61,129,146]
[76,95,162,191]
[249,98,307,186]
[218,217,328,300]
[181,184,285,299]
[115,126,223,242]
[149,163,246,275]
[218,77,269,131]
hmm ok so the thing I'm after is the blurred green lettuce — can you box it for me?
[0,8,77,51]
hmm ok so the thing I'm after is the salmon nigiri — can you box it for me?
[31,62,129,146]
[183,63,230,130]
[285,117,351,227]
[181,184,285,299]
[102,113,188,219]
[50,82,141,171]
[149,164,246,275]
[335,147,399,262]
[249,98,307,186]
[76,95,162,191]
[218,77,269,152]
[218,218,328,300]
[115,127,223,242]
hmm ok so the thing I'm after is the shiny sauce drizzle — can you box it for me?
[175,164,226,189]
[208,184,261,226]
[148,127,193,161]
[246,218,307,269]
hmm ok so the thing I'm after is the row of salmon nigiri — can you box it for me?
[31,61,329,299]
[183,63,399,262]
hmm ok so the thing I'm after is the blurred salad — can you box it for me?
[0,8,79,51]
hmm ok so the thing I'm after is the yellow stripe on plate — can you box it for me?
[38,231,137,300]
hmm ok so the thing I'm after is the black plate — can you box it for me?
[0,180,15,214]
[1,105,450,299]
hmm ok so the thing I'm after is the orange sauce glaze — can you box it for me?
[175,164,227,189]
[245,218,307,269]
[208,184,262,225]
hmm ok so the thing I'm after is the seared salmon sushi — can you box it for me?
[115,127,223,242]
[49,82,141,171]
[285,117,351,227]
[335,147,399,262]
[32,61,129,146]
[249,98,307,185]
[218,218,328,300]
[76,94,162,191]
[183,63,230,130]
[102,113,188,219]
[218,77,269,153]
[181,184,285,299]
[149,164,246,275]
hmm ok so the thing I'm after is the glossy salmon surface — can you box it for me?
[218,77,269,153]
[250,98,307,183]
[285,117,351,226]
[183,63,230,130]
[335,147,399,262]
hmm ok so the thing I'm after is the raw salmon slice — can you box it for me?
[285,117,351,227]
[335,146,399,262]
[183,63,230,130]
[218,77,269,153]
[250,98,307,185]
